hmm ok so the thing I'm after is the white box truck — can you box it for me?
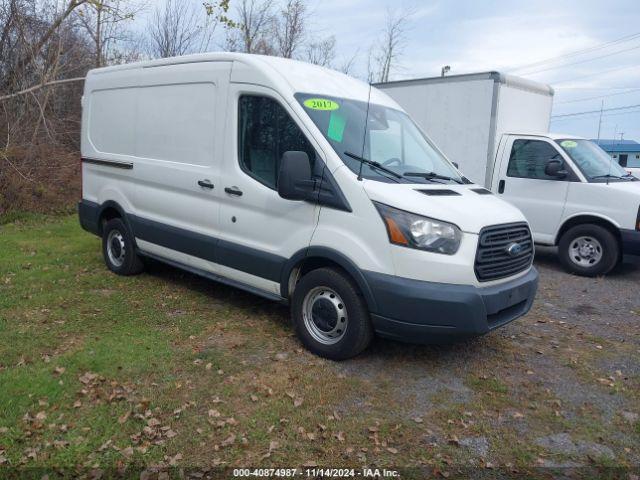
[377,72,640,277]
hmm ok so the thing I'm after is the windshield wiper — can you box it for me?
[403,171,463,184]
[591,174,626,180]
[344,151,402,180]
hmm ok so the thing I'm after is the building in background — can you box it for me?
[593,139,640,169]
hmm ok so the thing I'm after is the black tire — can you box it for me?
[102,218,144,276]
[291,267,373,360]
[558,224,619,277]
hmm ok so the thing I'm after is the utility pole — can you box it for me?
[596,100,604,143]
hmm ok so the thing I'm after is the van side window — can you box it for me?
[238,95,316,189]
[507,139,563,180]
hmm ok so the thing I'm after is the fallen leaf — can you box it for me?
[53,367,65,375]
[335,431,345,442]
[79,372,97,384]
[208,409,221,418]
[121,446,134,458]
[250,395,259,402]
[205,363,212,370]
[221,434,236,447]
[413,417,423,423]
[118,411,131,424]
[147,418,161,427]
[294,397,303,408]
[387,447,398,454]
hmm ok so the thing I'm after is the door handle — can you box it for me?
[498,180,505,194]
[198,180,214,189]
[224,187,243,197]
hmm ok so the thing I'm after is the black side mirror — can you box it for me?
[277,151,314,201]
[544,159,568,179]
[452,162,459,169]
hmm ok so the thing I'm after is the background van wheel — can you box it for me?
[291,267,373,360]
[102,218,144,276]
[558,224,619,277]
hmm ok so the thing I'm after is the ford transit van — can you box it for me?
[78,53,538,360]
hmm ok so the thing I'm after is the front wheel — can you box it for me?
[291,267,373,360]
[558,224,619,277]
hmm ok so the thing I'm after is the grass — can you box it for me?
[0,214,638,476]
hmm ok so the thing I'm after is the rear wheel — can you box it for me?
[102,218,144,276]
[558,224,619,277]
[291,267,373,360]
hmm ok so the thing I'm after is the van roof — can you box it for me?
[86,52,398,108]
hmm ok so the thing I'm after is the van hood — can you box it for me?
[363,181,527,234]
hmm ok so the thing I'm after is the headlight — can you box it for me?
[374,202,462,254]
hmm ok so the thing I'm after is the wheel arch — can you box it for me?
[96,200,135,238]
[555,214,621,246]
[280,247,377,312]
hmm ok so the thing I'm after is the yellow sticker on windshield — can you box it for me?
[304,98,340,111]
[561,140,577,148]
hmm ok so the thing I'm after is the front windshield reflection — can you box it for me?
[296,93,462,184]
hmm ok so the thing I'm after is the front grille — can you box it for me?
[475,222,533,282]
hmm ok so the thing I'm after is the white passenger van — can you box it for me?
[79,53,538,360]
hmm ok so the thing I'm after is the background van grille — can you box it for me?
[475,223,533,281]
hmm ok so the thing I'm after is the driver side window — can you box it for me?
[238,95,317,190]
[507,139,563,180]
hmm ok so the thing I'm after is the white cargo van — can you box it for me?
[377,72,640,277]
[79,54,538,359]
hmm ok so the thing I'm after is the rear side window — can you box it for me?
[238,95,316,189]
[507,139,563,180]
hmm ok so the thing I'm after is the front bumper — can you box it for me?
[365,267,538,344]
[621,228,640,256]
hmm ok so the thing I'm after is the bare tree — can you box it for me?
[273,0,305,59]
[227,0,274,54]
[305,35,334,67]
[368,7,413,83]
[0,0,93,214]
[147,0,200,58]
[76,0,142,68]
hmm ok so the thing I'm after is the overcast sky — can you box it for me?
[139,0,640,141]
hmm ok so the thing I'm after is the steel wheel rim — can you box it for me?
[569,236,603,267]
[107,230,126,268]
[302,286,348,345]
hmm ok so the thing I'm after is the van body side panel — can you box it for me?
[82,70,139,214]
[215,83,322,294]
[308,167,395,276]
[132,62,232,274]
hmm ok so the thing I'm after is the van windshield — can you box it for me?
[295,93,462,184]
[556,139,634,182]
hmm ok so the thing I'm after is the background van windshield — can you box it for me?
[295,93,462,184]
[556,139,630,181]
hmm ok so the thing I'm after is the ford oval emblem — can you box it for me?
[506,242,523,257]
